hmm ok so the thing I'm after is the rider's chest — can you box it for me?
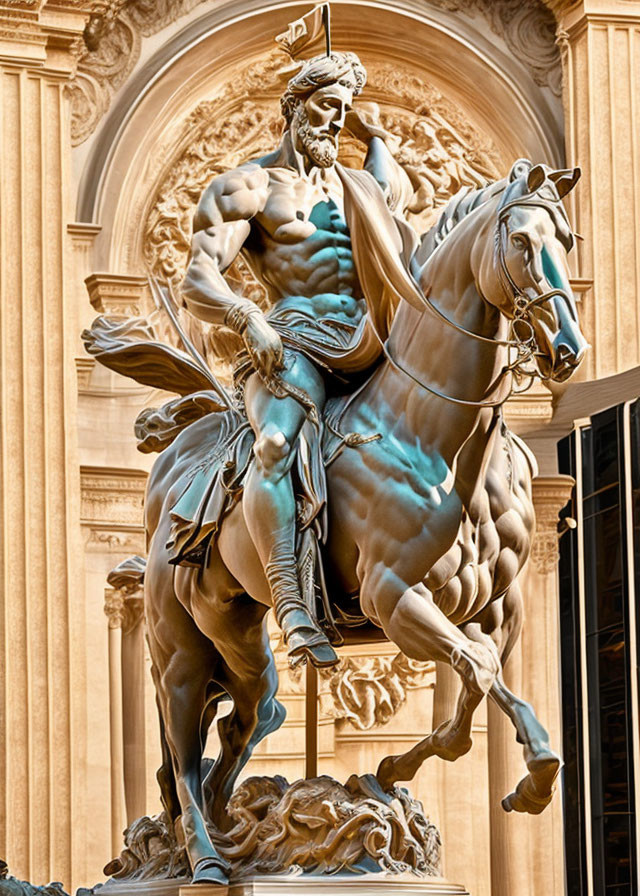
[257,173,345,244]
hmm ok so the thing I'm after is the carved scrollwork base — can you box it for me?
[101,774,441,884]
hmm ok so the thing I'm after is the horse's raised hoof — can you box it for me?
[191,856,230,890]
[502,754,561,815]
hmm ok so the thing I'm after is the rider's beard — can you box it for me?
[293,105,338,168]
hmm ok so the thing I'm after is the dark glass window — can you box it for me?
[559,404,638,895]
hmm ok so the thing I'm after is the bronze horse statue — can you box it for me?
[87,159,586,886]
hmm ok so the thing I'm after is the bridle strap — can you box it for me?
[374,197,573,407]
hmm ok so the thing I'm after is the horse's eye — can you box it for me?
[511,234,529,251]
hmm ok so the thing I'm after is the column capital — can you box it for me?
[530,475,575,575]
[548,0,640,31]
[104,587,125,629]
[104,586,143,632]
[84,272,150,317]
[0,1,107,74]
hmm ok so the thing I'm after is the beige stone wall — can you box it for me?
[1,1,638,894]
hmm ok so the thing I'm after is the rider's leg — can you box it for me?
[243,353,337,667]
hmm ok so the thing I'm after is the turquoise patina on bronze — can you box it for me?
[83,7,587,888]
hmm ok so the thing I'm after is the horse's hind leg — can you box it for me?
[200,595,286,830]
[372,581,501,789]
[146,554,229,887]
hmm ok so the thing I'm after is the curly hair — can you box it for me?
[280,52,367,124]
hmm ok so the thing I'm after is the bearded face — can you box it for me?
[291,82,353,169]
[293,104,338,167]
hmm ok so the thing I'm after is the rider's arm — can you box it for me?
[364,136,413,215]
[345,105,413,214]
[181,164,269,327]
[181,164,284,377]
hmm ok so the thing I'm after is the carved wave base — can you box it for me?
[96,775,460,894]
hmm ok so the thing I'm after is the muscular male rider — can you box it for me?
[180,51,410,668]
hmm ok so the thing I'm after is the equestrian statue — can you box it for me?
[84,5,588,888]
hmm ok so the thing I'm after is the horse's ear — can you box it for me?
[527,164,546,192]
[549,167,581,198]
[509,158,532,183]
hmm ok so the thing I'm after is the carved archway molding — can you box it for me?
[68,0,563,153]
[77,0,565,279]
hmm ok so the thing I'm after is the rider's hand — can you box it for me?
[345,103,392,145]
[243,311,284,379]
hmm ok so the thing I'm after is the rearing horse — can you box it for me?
[139,159,587,885]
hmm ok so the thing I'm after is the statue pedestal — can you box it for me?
[179,875,470,895]
[97,875,470,896]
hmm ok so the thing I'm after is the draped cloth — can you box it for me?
[166,163,425,566]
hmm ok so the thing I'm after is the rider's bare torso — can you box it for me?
[244,164,365,327]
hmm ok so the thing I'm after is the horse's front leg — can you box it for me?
[365,579,501,789]
[468,584,561,815]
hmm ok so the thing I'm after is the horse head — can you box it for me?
[477,159,588,383]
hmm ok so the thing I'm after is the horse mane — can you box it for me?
[416,178,508,266]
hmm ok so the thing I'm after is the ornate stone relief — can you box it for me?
[431,0,561,96]
[283,647,435,731]
[321,653,436,731]
[68,0,206,145]
[81,466,147,553]
[67,0,560,146]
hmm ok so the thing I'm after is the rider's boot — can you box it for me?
[266,540,338,668]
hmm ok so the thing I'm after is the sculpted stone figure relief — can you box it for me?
[84,5,587,888]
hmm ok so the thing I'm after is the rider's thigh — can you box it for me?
[244,352,326,443]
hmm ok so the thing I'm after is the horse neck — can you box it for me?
[374,199,509,468]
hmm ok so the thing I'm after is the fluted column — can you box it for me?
[0,2,93,887]
[488,475,574,896]
[553,0,640,378]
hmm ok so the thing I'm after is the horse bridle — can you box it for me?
[375,194,575,407]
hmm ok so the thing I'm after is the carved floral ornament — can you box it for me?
[65,0,562,146]
[284,647,435,731]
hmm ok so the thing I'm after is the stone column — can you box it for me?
[103,581,145,842]
[488,475,574,896]
[551,0,640,379]
[120,588,146,825]
[0,3,93,887]
[104,588,128,855]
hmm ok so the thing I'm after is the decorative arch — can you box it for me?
[74,0,565,285]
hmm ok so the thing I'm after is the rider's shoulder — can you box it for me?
[194,163,269,231]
